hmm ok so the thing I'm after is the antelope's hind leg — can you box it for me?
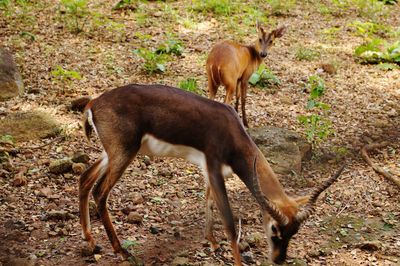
[205,185,220,251]
[79,156,108,254]
[91,149,138,260]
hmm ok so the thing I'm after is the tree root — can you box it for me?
[361,141,400,188]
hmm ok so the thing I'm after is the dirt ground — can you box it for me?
[0,0,399,265]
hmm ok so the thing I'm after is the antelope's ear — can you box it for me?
[256,20,265,34]
[271,26,287,38]
[294,195,310,206]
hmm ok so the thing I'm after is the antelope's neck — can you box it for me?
[246,45,263,66]
[256,149,296,214]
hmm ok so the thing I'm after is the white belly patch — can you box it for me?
[139,134,207,173]
[138,134,234,183]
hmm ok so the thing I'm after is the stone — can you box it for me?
[358,240,381,251]
[143,156,151,166]
[46,210,75,221]
[248,126,311,175]
[72,163,86,174]
[70,96,91,112]
[72,152,90,163]
[241,251,254,264]
[0,111,60,142]
[127,212,143,224]
[0,47,24,101]
[38,187,52,198]
[49,158,73,174]
[171,256,189,266]
[129,192,144,205]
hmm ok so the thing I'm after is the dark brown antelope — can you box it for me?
[79,84,344,265]
[206,22,286,127]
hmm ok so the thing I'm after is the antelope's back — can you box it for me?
[88,84,248,150]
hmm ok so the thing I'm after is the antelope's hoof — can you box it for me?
[93,244,102,254]
[81,243,102,257]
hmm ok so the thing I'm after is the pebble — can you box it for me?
[127,212,143,224]
[72,163,86,174]
[49,158,73,174]
[72,152,90,164]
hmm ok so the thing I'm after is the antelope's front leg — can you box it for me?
[205,185,220,250]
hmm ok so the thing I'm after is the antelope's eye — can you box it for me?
[271,224,278,234]
[259,38,262,42]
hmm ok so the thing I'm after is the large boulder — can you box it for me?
[248,126,311,175]
[0,47,24,101]
[0,112,60,142]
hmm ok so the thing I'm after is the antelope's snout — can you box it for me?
[260,51,268,58]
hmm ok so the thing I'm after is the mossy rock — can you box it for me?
[0,111,60,142]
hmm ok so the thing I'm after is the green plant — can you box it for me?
[178,78,201,94]
[19,31,36,41]
[156,40,184,56]
[298,115,333,144]
[295,47,321,61]
[306,75,329,110]
[380,0,397,4]
[113,0,136,11]
[298,75,333,146]
[348,21,391,37]
[354,39,400,64]
[351,0,388,19]
[133,48,169,74]
[51,66,82,83]
[0,0,10,8]
[321,26,342,40]
[91,12,126,41]
[59,0,90,33]
[192,0,233,16]
[266,0,296,15]
[249,64,281,88]
[122,239,138,250]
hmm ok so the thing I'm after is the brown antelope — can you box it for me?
[206,22,286,127]
[79,84,345,265]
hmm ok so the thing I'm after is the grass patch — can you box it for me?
[295,47,321,61]
[191,0,234,16]
[178,78,202,94]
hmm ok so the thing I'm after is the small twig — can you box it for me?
[336,203,349,217]
[361,141,400,189]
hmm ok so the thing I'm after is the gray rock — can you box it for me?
[248,126,311,174]
[49,158,73,174]
[241,251,254,264]
[0,47,24,101]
